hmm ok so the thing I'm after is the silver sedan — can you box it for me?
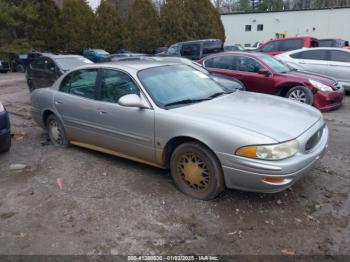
[31,61,328,200]
[276,47,350,91]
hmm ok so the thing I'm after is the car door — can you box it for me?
[204,55,275,94]
[53,68,103,144]
[29,57,45,88]
[290,49,329,75]
[93,68,155,163]
[327,50,350,83]
[42,58,58,87]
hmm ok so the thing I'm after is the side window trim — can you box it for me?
[59,68,100,101]
[98,68,153,109]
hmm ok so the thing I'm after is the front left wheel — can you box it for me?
[170,142,225,200]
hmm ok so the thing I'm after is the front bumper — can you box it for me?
[313,86,345,112]
[217,120,328,193]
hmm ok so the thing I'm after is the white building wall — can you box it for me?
[221,8,350,46]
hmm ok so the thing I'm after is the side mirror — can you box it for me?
[118,94,150,109]
[258,68,271,76]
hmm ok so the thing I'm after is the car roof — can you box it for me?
[77,60,181,73]
[280,47,350,55]
[203,51,266,58]
[171,39,222,46]
[41,53,85,59]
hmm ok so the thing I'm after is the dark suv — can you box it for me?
[0,53,11,73]
[26,53,93,92]
[166,39,223,60]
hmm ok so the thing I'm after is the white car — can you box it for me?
[276,48,350,91]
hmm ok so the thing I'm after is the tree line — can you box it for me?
[0,0,225,54]
[213,0,350,13]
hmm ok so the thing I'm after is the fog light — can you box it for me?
[262,177,286,184]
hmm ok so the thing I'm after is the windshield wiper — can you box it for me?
[164,98,210,107]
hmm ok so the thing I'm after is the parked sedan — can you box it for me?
[31,61,328,200]
[0,102,11,153]
[276,48,350,92]
[26,54,93,92]
[199,52,345,112]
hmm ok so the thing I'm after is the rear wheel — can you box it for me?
[286,86,313,105]
[15,64,25,73]
[170,142,225,200]
[46,114,69,148]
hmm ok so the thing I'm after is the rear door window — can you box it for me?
[60,69,98,99]
[100,69,140,103]
[291,50,328,60]
[31,58,45,70]
[279,39,303,51]
[205,56,235,70]
[329,50,350,63]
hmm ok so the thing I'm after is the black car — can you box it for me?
[26,53,93,92]
[166,39,223,60]
[319,38,349,48]
[10,52,42,73]
[0,53,11,73]
[0,102,11,153]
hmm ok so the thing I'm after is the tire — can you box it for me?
[15,64,25,73]
[27,80,35,93]
[46,114,69,148]
[0,133,11,153]
[170,142,225,200]
[286,86,313,105]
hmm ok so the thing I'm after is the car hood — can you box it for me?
[283,70,337,87]
[173,92,322,142]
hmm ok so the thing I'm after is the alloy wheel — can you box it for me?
[289,89,307,103]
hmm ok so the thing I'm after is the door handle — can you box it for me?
[98,109,107,115]
[54,100,63,105]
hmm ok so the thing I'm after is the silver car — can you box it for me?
[31,61,328,200]
[276,48,350,91]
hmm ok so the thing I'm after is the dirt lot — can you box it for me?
[0,72,349,256]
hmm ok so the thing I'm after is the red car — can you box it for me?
[198,52,345,112]
[256,36,319,56]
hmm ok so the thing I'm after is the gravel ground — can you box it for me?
[0,73,349,256]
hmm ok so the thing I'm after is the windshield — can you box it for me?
[94,49,109,55]
[259,55,291,73]
[54,57,93,71]
[138,65,226,108]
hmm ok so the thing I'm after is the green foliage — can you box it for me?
[160,0,225,46]
[126,0,161,53]
[60,0,95,53]
[94,0,126,52]
[30,0,61,51]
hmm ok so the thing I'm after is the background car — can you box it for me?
[166,39,223,60]
[26,53,93,92]
[224,45,245,52]
[256,36,319,56]
[82,49,110,63]
[0,53,11,73]
[276,48,350,92]
[102,53,148,63]
[319,38,349,48]
[198,52,345,111]
[10,52,42,73]
[31,61,328,200]
[0,102,11,153]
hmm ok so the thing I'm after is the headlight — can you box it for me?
[309,80,333,92]
[0,102,4,112]
[236,140,299,160]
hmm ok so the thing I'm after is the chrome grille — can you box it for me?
[305,127,324,151]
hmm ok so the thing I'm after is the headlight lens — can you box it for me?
[236,140,299,160]
[309,80,333,92]
[0,102,4,112]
